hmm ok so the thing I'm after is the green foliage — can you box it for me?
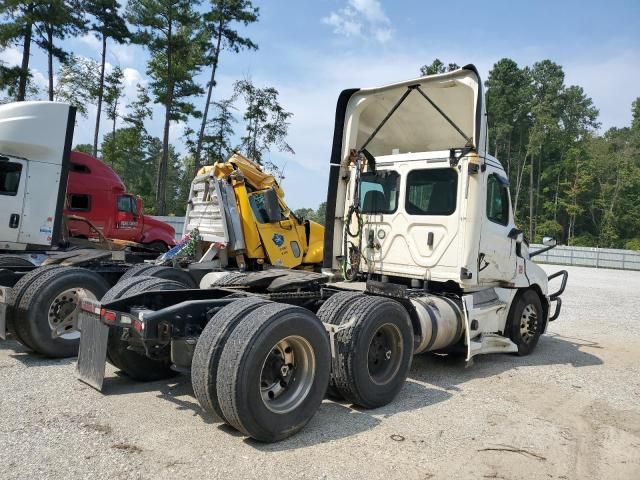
[624,238,640,251]
[194,0,259,169]
[73,143,93,154]
[419,59,459,76]
[128,0,205,214]
[54,56,101,117]
[293,202,326,226]
[234,78,294,164]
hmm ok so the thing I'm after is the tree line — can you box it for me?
[1,6,637,249]
[421,59,640,249]
[0,0,293,216]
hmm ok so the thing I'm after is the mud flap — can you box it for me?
[0,286,10,340]
[76,309,109,391]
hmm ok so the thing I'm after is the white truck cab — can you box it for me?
[0,102,75,251]
[324,65,565,359]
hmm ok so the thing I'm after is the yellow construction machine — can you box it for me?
[182,152,324,271]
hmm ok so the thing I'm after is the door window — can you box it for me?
[249,191,286,224]
[486,174,510,225]
[0,161,22,196]
[118,195,135,214]
[405,168,457,215]
[359,171,400,214]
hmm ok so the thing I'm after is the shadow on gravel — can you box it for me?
[77,330,604,450]
[409,332,603,392]
[246,381,452,451]
[1,339,76,367]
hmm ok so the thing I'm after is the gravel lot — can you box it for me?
[1,264,639,480]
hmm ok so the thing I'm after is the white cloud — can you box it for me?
[111,43,138,65]
[79,33,101,52]
[322,0,394,44]
[0,46,22,66]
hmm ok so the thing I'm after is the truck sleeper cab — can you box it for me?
[75,66,568,443]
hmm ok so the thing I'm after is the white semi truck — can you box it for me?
[74,65,567,442]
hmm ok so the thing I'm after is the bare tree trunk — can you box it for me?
[17,4,34,101]
[529,153,534,241]
[156,18,173,216]
[93,34,107,158]
[46,25,54,101]
[194,21,224,174]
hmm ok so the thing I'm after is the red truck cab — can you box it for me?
[65,152,176,250]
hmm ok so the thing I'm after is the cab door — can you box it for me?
[0,158,28,244]
[478,168,516,283]
[248,189,305,268]
[114,194,142,241]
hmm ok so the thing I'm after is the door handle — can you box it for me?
[9,214,20,229]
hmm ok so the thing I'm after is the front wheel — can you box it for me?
[507,289,544,356]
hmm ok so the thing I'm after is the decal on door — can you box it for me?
[272,233,285,247]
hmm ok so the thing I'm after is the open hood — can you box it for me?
[0,101,75,164]
[341,65,486,158]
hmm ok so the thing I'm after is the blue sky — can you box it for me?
[2,0,639,210]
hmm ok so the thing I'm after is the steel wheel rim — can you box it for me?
[520,303,539,343]
[367,323,403,385]
[260,335,316,414]
[47,288,97,340]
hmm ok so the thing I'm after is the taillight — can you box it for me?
[132,319,144,333]
[100,308,117,322]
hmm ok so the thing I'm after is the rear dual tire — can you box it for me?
[101,276,189,381]
[193,301,331,442]
[13,267,110,357]
[331,296,414,409]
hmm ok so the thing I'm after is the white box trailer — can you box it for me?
[0,101,75,251]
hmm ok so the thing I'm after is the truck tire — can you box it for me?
[191,297,271,419]
[213,272,247,287]
[332,296,413,409]
[316,291,366,398]
[106,277,187,381]
[6,265,66,349]
[143,266,197,289]
[117,263,156,283]
[507,289,544,356]
[216,303,330,442]
[15,267,110,357]
[0,255,34,267]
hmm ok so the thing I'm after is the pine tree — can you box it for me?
[194,0,258,172]
[128,0,205,215]
[85,0,130,157]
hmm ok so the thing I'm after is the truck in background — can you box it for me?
[64,151,175,251]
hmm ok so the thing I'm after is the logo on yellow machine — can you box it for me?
[272,233,285,247]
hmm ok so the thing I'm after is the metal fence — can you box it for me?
[152,216,640,271]
[530,244,640,271]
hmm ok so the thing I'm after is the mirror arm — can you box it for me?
[530,243,557,258]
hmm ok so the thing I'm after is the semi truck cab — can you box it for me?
[0,102,175,253]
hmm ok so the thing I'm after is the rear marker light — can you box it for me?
[132,319,144,333]
[101,308,116,322]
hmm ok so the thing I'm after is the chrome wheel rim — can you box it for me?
[367,323,403,385]
[260,335,315,414]
[520,303,539,343]
[48,288,97,340]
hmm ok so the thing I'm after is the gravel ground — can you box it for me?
[1,264,639,480]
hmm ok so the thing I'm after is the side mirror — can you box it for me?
[542,236,557,247]
[508,228,524,243]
